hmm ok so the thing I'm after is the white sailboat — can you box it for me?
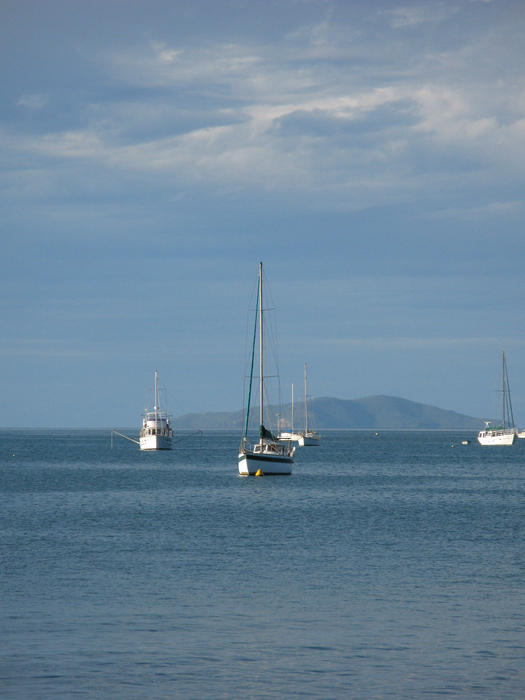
[238,262,295,475]
[139,371,173,450]
[297,362,321,447]
[278,383,302,441]
[477,351,517,446]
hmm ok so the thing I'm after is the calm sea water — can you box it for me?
[1,429,524,699]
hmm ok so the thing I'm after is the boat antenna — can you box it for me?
[291,383,294,434]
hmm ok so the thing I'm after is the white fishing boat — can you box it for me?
[477,351,517,446]
[297,362,321,447]
[238,262,295,475]
[139,371,173,451]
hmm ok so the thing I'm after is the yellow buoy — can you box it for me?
[255,469,263,477]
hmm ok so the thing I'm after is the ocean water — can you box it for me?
[1,429,524,699]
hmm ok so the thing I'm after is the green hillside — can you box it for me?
[174,395,482,430]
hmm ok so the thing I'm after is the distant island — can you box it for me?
[174,395,482,430]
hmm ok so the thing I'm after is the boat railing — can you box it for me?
[144,411,170,421]
[479,427,516,437]
[241,436,291,456]
[140,426,173,437]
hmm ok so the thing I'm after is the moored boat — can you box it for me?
[278,384,302,442]
[478,422,516,446]
[139,371,173,450]
[238,262,294,475]
[297,362,320,446]
[477,351,516,446]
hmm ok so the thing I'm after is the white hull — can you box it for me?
[477,430,516,446]
[278,432,321,446]
[238,451,293,475]
[298,435,320,447]
[140,434,172,451]
[278,431,302,442]
[517,431,525,439]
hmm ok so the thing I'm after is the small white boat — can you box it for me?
[297,362,320,447]
[298,433,321,447]
[278,431,302,440]
[139,371,173,451]
[477,351,517,446]
[517,430,525,439]
[278,384,302,442]
[238,262,294,475]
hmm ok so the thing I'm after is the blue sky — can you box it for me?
[2,0,525,427]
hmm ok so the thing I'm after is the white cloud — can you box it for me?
[17,93,48,110]
[4,3,525,215]
[151,41,183,64]
[380,3,461,28]
[105,40,264,90]
[429,200,523,221]
[27,130,105,159]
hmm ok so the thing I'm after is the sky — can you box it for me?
[2,0,525,428]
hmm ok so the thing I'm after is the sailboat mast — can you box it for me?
[259,262,264,433]
[502,350,506,430]
[154,370,159,416]
[304,362,308,433]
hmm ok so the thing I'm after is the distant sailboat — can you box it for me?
[477,351,517,446]
[139,371,173,450]
[238,262,295,475]
[278,383,302,441]
[297,362,321,447]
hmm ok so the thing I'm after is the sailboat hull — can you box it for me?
[298,433,320,447]
[278,431,301,442]
[477,430,516,446]
[238,451,293,475]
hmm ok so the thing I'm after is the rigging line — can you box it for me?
[504,356,515,428]
[110,430,140,447]
[241,279,259,420]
